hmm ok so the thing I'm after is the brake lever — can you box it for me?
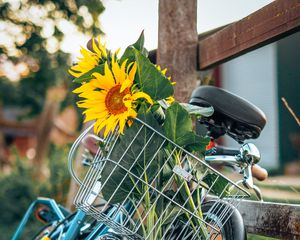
[252,184,263,202]
[240,165,263,201]
[235,178,263,202]
[243,165,254,189]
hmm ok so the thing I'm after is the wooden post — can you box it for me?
[33,86,67,179]
[157,0,198,102]
[32,101,57,179]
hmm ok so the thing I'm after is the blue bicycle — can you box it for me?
[13,85,268,240]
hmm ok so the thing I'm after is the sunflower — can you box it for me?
[74,57,153,137]
[69,37,108,78]
[156,65,175,104]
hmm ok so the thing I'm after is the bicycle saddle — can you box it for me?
[189,85,267,143]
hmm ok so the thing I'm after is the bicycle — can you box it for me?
[13,85,268,240]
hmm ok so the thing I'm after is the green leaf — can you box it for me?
[101,105,165,204]
[161,206,183,226]
[180,103,214,117]
[73,64,104,83]
[202,173,231,197]
[163,102,193,144]
[178,132,210,154]
[163,102,209,156]
[134,50,174,100]
[150,104,165,124]
[119,31,148,64]
[120,46,137,65]
[132,30,145,51]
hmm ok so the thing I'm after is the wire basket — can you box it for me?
[68,118,250,240]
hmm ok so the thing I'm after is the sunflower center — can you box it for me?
[105,84,129,115]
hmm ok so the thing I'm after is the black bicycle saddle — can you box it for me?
[189,85,267,143]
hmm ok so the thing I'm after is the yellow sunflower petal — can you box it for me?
[94,117,108,135]
[123,95,133,108]
[128,108,137,118]
[120,78,133,93]
[161,68,167,75]
[84,110,108,123]
[166,96,175,104]
[79,99,105,108]
[97,36,107,58]
[78,100,106,113]
[115,48,121,56]
[68,69,81,78]
[104,62,116,86]
[131,92,154,105]
[92,72,113,90]
[73,83,95,94]
[103,115,118,138]
[119,59,128,84]
[68,38,107,78]
[111,55,124,84]
[118,114,128,134]
[80,47,92,58]
[94,116,110,135]
[128,62,137,81]
[78,90,106,100]
[92,38,102,56]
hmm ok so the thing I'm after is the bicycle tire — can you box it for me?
[167,200,246,240]
[201,200,247,240]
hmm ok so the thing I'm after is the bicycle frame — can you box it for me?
[12,197,135,240]
[12,197,65,240]
[13,130,264,239]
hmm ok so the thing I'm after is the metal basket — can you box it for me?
[68,118,250,240]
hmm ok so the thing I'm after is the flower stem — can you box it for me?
[174,152,209,238]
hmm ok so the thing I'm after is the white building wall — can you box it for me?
[221,43,279,170]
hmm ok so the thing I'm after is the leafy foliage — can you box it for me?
[0,0,105,115]
[0,154,39,239]
[120,32,174,101]
[42,145,71,203]
[202,173,231,197]
[101,105,165,204]
[134,50,174,100]
[0,145,71,238]
[0,158,35,226]
[163,102,209,155]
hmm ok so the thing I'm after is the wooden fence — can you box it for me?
[236,200,300,239]
[199,1,300,238]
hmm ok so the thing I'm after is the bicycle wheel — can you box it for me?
[167,200,246,240]
[202,200,247,240]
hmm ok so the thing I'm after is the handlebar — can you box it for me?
[209,146,239,156]
[205,145,268,182]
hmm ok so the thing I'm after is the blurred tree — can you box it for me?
[0,0,105,116]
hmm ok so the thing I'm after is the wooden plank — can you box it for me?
[199,0,300,70]
[0,118,36,134]
[157,0,198,102]
[236,200,300,239]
